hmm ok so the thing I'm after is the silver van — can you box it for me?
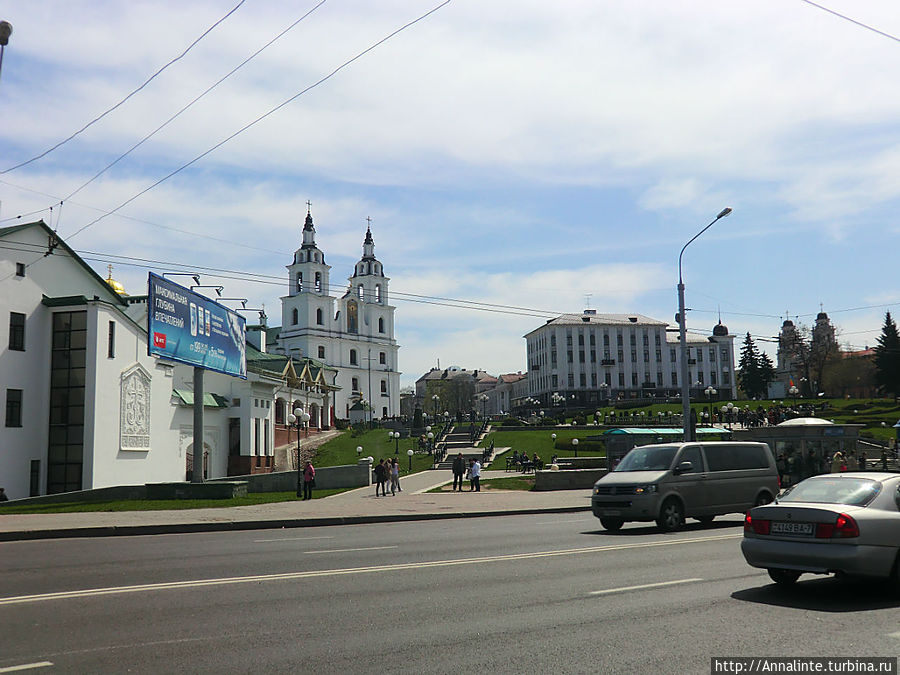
[591,441,779,532]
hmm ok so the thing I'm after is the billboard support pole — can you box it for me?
[193,366,204,483]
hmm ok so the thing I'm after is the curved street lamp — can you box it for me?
[288,407,310,496]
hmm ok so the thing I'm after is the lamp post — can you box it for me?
[572,437,579,458]
[407,448,414,472]
[721,402,735,431]
[704,386,717,425]
[289,407,310,496]
[357,445,363,458]
[431,394,440,419]
[390,430,400,455]
[479,393,488,420]
[677,207,732,443]
[0,21,11,82]
[789,385,799,408]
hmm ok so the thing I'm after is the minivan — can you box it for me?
[591,441,779,532]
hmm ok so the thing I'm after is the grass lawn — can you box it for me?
[483,428,605,468]
[312,428,437,473]
[428,476,535,492]
[0,489,350,514]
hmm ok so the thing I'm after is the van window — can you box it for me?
[703,444,768,471]
[676,446,704,473]
[614,445,678,472]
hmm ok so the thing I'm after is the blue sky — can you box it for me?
[2,0,900,389]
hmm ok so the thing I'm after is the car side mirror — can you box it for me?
[674,461,693,475]
[895,486,900,511]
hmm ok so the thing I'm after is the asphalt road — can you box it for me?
[1,514,899,674]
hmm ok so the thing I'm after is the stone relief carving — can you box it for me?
[121,364,151,450]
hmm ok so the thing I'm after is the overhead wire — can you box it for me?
[798,0,900,44]
[0,0,248,174]
[64,0,455,242]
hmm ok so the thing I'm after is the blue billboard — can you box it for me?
[147,272,246,378]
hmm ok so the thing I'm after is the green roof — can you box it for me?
[172,390,230,408]
[602,427,730,436]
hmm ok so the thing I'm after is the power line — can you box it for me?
[799,0,900,44]
[1,0,248,174]
[65,0,454,242]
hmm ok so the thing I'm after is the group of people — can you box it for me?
[828,450,868,473]
[451,453,481,491]
[507,451,544,472]
[373,457,402,497]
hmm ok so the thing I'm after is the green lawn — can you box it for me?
[312,428,437,473]
[0,489,349,514]
[483,428,604,468]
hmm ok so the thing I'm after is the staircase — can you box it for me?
[435,424,495,469]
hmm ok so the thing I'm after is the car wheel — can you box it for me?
[600,517,624,531]
[768,568,801,585]
[656,499,685,532]
[696,515,715,526]
[755,492,772,507]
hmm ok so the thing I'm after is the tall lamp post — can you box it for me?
[704,386,717,425]
[572,437,579,458]
[431,394,440,420]
[288,407,310,497]
[479,393,488,420]
[789,385,799,408]
[390,430,400,455]
[678,207,732,442]
[407,448,414,472]
[0,21,11,82]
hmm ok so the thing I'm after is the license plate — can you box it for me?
[601,509,621,516]
[770,521,813,536]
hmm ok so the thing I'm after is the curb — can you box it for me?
[0,505,592,542]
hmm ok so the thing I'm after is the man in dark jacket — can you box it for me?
[374,459,388,497]
[452,453,467,492]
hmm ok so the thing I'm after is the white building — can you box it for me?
[273,209,400,421]
[0,220,334,499]
[524,310,736,406]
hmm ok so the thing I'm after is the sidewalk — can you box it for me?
[0,470,592,542]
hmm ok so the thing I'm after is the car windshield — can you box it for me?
[780,477,882,506]
[614,445,678,472]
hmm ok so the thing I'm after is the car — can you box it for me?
[591,441,779,532]
[741,472,900,588]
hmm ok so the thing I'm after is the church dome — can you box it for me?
[105,265,127,296]
[817,311,828,321]
[782,319,794,328]
[713,321,728,336]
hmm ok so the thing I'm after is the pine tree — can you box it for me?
[874,311,900,398]
[738,333,762,399]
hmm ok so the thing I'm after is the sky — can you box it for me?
[2,0,900,390]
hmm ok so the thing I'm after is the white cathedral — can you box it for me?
[267,208,401,423]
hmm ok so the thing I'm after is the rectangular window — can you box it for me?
[709,347,716,362]
[697,350,703,362]
[6,389,23,427]
[617,334,623,346]
[379,351,386,365]
[698,372,704,384]
[631,373,638,386]
[657,371,663,385]
[631,349,637,362]
[710,371,717,385]
[16,262,25,277]
[107,321,116,358]
[579,373,586,387]
[724,371,731,384]
[630,334,636,346]
[381,380,387,393]
[655,349,662,361]
[552,374,558,387]
[578,334,584,346]
[618,373,625,386]
[672,371,678,386]
[603,334,609,346]
[578,351,584,363]
[568,373,574,387]
[590,349,596,363]
[264,419,270,456]
[589,334,595,346]
[551,351,557,367]
[655,333,661,346]
[9,312,25,351]
[643,350,650,363]
[618,349,624,362]
[670,348,677,362]
[567,350,573,363]
[721,348,728,362]
[254,418,260,456]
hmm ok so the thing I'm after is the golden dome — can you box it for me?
[105,265,127,296]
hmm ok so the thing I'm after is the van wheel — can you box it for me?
[600,517,624,531]
[656,499,684,532]
[696,515,715,526]
[755,493,772,507]
[768,568,801,585]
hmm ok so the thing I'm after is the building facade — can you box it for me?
[524,310,736,406]
[274,210,400,421]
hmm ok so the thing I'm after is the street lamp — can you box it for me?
[288,407,310,497]
[479,393,488,419]
[431,394,440,418]
[356,445,363,458]
[721,402,735,431]
[389,430,400,455]
[789,385,799,407]
[572,437,579,458]
[704,386,717,424]
[599,382,609,406]
[407,448,414,472]
[677,207,732,443]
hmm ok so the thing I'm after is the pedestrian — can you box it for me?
[390,457,401,495]
[0,487,7,502]
[302,460,316,501]
[881,449,889,471]
[830,451,844,474]
[470,457,481,492]
[848,452,859,472]
[859,451,867,471]
[452,452,466,491]
[374,459,388,497]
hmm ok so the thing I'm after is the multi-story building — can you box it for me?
[524,309,736,406]
[272,209,400,421]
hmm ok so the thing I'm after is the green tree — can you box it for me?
[738,333,775,399]
[874,311,900,398]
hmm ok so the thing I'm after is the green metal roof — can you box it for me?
[172,390,230,408]
[603,427,729,436]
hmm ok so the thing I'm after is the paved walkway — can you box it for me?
[0,470,592,542]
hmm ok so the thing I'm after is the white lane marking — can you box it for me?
[0,532,740,607]
[0,663,53,673]
[590,578,703,596]
[253,535,335,543]
[304,546,397,554]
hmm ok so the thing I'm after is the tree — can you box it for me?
[874,311,900,398]
[738,333,774,399]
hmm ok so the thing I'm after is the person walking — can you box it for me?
[0,487,8,502]
[452,452,466,492]
[470,457,481,492]
[830,451,844,474]
[374,459,388,497]
[302,460,316,501]
[390,457,401,495]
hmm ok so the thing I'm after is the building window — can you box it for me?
[631,373,638,386]
[315,272,322,293]
[375,284,381,303]
[721,348,728,362]
[579,373,586,387]
[551,374,558,387]
[643,350,650,363]
[709,347,716,361]
[590,349,596,363]
[292,308,298,325]
[352,377,359,391]
[618,373,625,386]
[9,312,25,351]
[723,371,731,384]
[297,273,303,292]
[591,373,597,387]
[578,351,585,363]
[655,333,661,346]
[378,317,385,333]
[578,334,584,346]
[657,371,663,385]
[382,406,388,418]
[672,372,678,386]
[710,371,717,385]
[589,334,596,346]
[630,334,636,346]
[48,311,86,494]
[16,262,25,277]
[318,346,325,359]
[631,349,637,362]
[655,349,662,361]
[603,334,609,346]
[379,351,386,365]
[698,372,704,384]
[618,349,624,362]
[358,285,364,300]
[568,373,574,387]
[350,349,358,365]
[316,308,323,325]
[697,350,703,362]
[107,321,116,358]
[567,350,573,363]
[381,380,387,394]
[550,334,556,347]
[6,389,22,427]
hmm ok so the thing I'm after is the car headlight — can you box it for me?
[634,484,657,494]
[593,487,600,495]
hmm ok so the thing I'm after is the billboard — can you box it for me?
[147,272,247,378]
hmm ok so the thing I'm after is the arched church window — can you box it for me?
[318,345,325,359]
[292,308,298,325]
[315,272,322,293]
[374,284,381,303]
[352,377,359,391]
[297,273,302,293]
[316,308,323,325]
[358,285,364,300]
[378,317,385,333]
[350,349,358,365]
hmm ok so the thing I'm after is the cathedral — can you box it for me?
[271,208,401,423]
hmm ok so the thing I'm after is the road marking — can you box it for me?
[253,535,335,543]
[0,663,53,673]
[305,546,398,554]
[0,532,740,607]
[590,578,703,596]
[888,631,900,639]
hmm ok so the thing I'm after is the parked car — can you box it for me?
[591,441,779,532]
[741,472,900,588]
